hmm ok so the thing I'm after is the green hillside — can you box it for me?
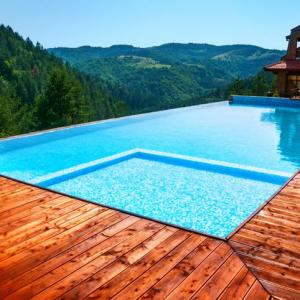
[0,25,128,137]
[49,44,284,111]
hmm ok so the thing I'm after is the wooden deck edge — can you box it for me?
[0,173,227,242]
[229,171,300,300]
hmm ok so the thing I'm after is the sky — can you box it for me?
[1,0,299,50]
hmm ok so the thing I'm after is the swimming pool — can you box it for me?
[1,101,300,238]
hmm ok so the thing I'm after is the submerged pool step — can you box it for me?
[31,148,292,187]
[31,149,138,187]
[136,149,291,185]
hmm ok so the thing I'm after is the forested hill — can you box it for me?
[0,25,128,137]
[48,44,284,111]
[48,43,284,78]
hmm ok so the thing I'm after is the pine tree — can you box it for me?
[36,68,91,129]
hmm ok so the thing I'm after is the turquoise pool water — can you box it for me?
[1,101,300,237]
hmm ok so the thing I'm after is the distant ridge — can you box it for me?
[48,43,284,111]
[48,43,284,68]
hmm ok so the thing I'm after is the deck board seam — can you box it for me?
[81,227,187,299]
[189,251,238,299]
[104,230,195,299]
[216,265,252,299]
[0,206,112,265]
[0,209,119,281]
[0,200,89,235]
[31,222,167,299]
[0,214,138,297]
[162,244,233,299]
[0,203,98,251]
[132,237,211,300]
[67,226,190,300]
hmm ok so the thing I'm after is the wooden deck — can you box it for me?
[229,172,300,300]
[0,176,270,300]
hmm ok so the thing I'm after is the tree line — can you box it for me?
[0,25,128,137]
[226,71,276,98]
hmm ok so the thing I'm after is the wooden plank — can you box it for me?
[0,205,107,263]
[0,177,19,185]
[243,281,270,300]
[0,206,113,281]
[0,194,67,227]
[250,265,300,292]
[271,197,300,209]
[6,215,139,298]
[248,217,300,237]
[59,226,179,299]
[0,214,137,298]
[0,185,48,201]
[0,202,91,250]
[232,229,300,259]
[0,185,36,197]
[218,266,256,300]
[139,238,220,300]
[0,200,89,239]
[260,206,300,223]
[0,192,61,219]
[111,234,205,300]
[29,220,163,299]
[191,253,243,299]
[260,280,300,300]
[85,229,191,299]
[255,213,300,230]
[263,205,300,221]
[229,240,300,271]
[0,198,85,238]
[0,191,48,213]
[243,222,300,243]
[275,193,300,202]
[239,254,300,284]
[165,243,232,299]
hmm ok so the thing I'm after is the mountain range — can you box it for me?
[48,44,284,111]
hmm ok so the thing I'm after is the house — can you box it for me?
[265,25,300,98]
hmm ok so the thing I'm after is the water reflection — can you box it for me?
[261,108,300,168]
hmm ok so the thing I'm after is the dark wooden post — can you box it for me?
[286,26,300,60]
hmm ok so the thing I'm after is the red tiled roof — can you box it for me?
[265,60,300,72]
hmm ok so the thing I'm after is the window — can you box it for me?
[288,74,300,90]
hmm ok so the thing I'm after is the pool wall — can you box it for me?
[231,95,300,107]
